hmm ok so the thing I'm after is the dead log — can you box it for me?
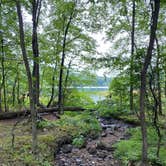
[0,106,93,120]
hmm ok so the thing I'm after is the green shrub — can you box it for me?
[37,120,55,129]
[55,112,101,138]
[72,135,86,148]
[64,89,95,108]
[114,127,166,166]
[96,99,130,118]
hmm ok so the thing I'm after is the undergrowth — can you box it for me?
[114,127,166,166]
[0,111,101,165]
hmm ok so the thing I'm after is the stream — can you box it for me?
[54,117,133,166]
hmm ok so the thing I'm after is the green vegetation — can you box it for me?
[114,127,166,166]
[0,111,101,165]
[0,0,166,165]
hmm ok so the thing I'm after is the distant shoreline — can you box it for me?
[68,86,109,89]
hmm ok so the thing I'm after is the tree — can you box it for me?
[15,0,37,155]
[32,0,42,106]
[139,0,160,165]
[130,0,135,113]
[58,1,76,114]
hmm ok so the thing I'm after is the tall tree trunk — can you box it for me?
[0,0,3,112]
[63,59,72,104]
[16,0,37,155]
[32,0,42,106]
[130,0,135,113]
[12,63,19,106]
[140,1,160,165]
[58,11,74,114]
[17,68,20,105]
[149,72,161,158]
[165,72,166,97]
[155,37,162,115]
[1,32,7,112]
[47,65,56,108]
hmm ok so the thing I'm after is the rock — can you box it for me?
[101,132,107,137]
[106,128,114,134]
[56,159,65,166]
[86,144,97,154]
[43,128,48,132]
[106,154,113,159]
[75,158,82,165]
[97,140,113,151]
[61,144,73,153]
[97,151,107,159]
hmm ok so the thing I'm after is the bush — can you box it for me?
[114,127,166,166]
[72,135,86,148]
[55,111,102,138]
[96,99,130,118]
[64,89,95,108]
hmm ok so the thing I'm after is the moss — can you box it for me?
[0,111,101,165]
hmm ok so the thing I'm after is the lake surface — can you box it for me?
[75,86,108,91]
[76,86,109,103]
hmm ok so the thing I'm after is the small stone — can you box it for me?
[86,144,97,154]
[57,159,65,166]
[97,140,112,151]
[75,158,82,164]
[97,151,107,158]
[43,128,48,132]
[101,132,107,137]
[106,128,114,134]
[61,144,73,153]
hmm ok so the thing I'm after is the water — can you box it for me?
[77,86,108,103]
[90,95,106,103]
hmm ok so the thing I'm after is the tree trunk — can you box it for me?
[58,11,74,114]
[0,88,2,112]
[139,1,160,165]
[12,64,19,107]
[149,72,161,158]
[130,0,135,113]
[32,0,42,106]
[63,59,72,104]
[1,33,7,112]
[165,72,166,97]
[47,65,56,108]
[16,0,37,155]
[155,37,162,115]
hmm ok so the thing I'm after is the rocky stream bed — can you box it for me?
[54,118,134,166]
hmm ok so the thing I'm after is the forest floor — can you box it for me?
[55,117,134,166]
[0,112,134,166]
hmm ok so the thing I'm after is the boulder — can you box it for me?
[61,144,73,153]
[86,144,97,154]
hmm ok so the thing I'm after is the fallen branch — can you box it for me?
[0,106,94,120]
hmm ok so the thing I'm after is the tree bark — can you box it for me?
[155,37,162,115]
[1,33,7,112]
[63,59,72,104]
[12,64,19,106]
[149,72,161,158]
[130,0,135,113]
[16,0,37,155]
[0,106,88,120]
[32,0,42,106]
[139,1,160,165]
[47,65,56,108]
[58,10,74,114]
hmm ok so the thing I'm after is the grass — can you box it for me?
[0,111,101,165]
[114,127,166,166]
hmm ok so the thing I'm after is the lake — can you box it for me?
[76,86,109,103]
